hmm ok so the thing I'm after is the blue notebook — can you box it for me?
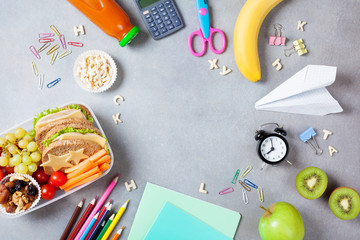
[144,202,233,240]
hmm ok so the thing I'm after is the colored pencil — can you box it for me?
[110,226,124,240]
[75,174,119,240]
[68,197,97,240]
[101,200,129,240]
[96,213,115,240]
[85,200,112,240]
[88,204,112,240]
[80,212,100,240]
[60,198,85,240]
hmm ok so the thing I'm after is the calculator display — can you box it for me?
[139,0,161,8]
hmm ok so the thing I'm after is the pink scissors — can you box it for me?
[188,0,226,57]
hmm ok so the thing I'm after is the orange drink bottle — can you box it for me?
[67,0,140,47]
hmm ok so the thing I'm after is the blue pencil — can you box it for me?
[79,212,100,240]
[88,204,112,240]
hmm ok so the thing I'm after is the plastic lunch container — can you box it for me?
[0,102,114,218]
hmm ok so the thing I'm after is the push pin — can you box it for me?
[269,24,286,46]
[323,129,333,140]
[297,20,307,32]
[272,58,282,71]
[299,127,323,155]
[124,179,137,192]
[284,39,308,57]
[199,183,208,194]
[328,146,338,156]
[74,25,85,36]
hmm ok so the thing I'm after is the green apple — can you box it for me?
[259,202,305,240]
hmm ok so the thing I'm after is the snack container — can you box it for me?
[0,102,114,218]
[0,174,41,217]
[73,50,118,93]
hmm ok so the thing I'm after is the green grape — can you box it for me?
[4,133,16,144]
[17,163,28,174]
[9,157,15,167]
[14,165,19,173]
[22,155,32,165]
[15,128,27,139]
[18,139,29,149]
[7,144,20,155]
[30,152,41,162]
[21,150,30,156]
[23,133,33,142]
[12,154,22,166]
[0,137,6,147]
[27,141,38,152]
[1,151,11,159]
[0,156,9,167]
[28,163,38,173]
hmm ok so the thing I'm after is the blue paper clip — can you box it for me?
[244,179,258,189]
[47,78,61,88]
[298,127,323,155]
[219,187,234,195]
[231,169,240,184]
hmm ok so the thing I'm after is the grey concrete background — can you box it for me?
[0,0,359,239]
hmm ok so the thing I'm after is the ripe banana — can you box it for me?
[233,0,283,82]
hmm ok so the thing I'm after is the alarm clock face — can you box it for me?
[258,134,289,164]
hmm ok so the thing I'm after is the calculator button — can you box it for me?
[173,17,181,26]
[165,0,171,4]
[147,18,154,23]
[168,24,174,30]
[165,20,172,25]
[149,22,156,27]
[161,11,168,16]
[151,26,158,32]
[154,31,160,37]
[159,23,165,29]
[156,19,163,24]
[145,14,151,19]
[158,3,164,8]
[166,3,173,8]
[151,7,157,11]
[164,15,170,21]
[155,15,161,20]
[161,28,168,33]
[159,7,165,12]
[152,10,159,15]
[168,8,175,13]
[143,10,150,15]
[170,12,177,17]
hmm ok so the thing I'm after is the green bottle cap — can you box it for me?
[119,26,140,47]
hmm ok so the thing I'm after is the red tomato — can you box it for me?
[3,166,14,174]
[49,171,67,187]
[41,184,56,200]
[0,168,3,181]
[33,168,50,184]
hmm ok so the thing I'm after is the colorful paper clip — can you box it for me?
[46,44,59,55]
[239,180,251,192]
[31,62,38,77]
[219,187,234,195]
[50,25,61,36]
[269,24,286,46]
[50,50,58,65]
[67,42,84,47]
[244,179,258,189]
[284,39,308,57]
[38,74,44,89]
[240,165,252,178]
[231,169,240,184]
[59,34,67,49]
[38,42,51,53]
[258,187,264,202]
[29,45,40,59]
[39,38,54,43]
[47,78,61,88]
[58,49,72,59]
[299,127,323,155]
[242,189,249,205]
[39,33,55,38]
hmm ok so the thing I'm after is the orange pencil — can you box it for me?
[110,226,124,240]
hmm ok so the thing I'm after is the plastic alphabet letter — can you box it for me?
[74,25,85,36]
[124,179,137,192]
[112,113,123,124]
[297,21,307,31]
[328,146,338,156]
[323,129,333,140]
[113,95,125,106]
[220,66,232,75]
[208,59,219,70]
[272,58,282,71]
[199,183,208,194]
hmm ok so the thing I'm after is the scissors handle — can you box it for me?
[188,30,207,57]
[208,27,226,54]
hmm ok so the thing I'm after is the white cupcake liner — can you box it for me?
[73,50,118,93]
[0,173,41,218]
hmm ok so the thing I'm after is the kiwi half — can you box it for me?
[329,187,360,220]
[295,166,328,200]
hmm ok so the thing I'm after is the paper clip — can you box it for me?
[58,49,72,59]
[38,74,44,89]
[231,169,240,184]
[239,180,251,192]
[47,78,61,88]
[38,42,51,53]
[39,33,55,38]
[258,187,264,202]
[299,127,323,155]
[240,165,252,178]
[39,38,54,43]
[59,34,67,49]
[242,189,249,205]
[50,25,61,36]
[219,187,234,195]
[31,62,38,76]
[244,179,258,189]
[46,44,59,55]
[29,45,40,59]
[50,50,58,65]
[67,42,84,47]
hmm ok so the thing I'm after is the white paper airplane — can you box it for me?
[255,65,343,116]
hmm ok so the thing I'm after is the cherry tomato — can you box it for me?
[0,168,3,181]
[3,165,14,174]
[33,168,49,184]
[41,184,56,200]
[49,171,67,187]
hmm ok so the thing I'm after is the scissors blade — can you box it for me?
[196,0,210,39]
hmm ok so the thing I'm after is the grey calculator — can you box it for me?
[134,0,184,40]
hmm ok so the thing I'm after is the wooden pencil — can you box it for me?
[60,199,85,240]
[110,226,124,240]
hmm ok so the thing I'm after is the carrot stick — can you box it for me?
[65,159,90,174]
[66,160,97,179]
[88,149,107,163]
[64,173,102,192]
[94,155,111,166]
[61,166,100,189]
[99,163,110,172]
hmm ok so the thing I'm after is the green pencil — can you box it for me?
[96,212,116,240]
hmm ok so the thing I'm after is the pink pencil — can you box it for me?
[74,174,120,240]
